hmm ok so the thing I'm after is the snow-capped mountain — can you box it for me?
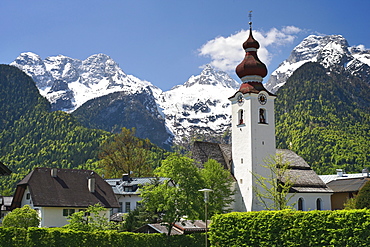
[11,33,369,146]
[10,52,161,111]
[11,52,240,145]
[157,65,239,143]
[266,35,370,93]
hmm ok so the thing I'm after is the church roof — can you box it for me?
[231,22,275,97]
[277,149,332,193]
[191,141,331,193]
[192,141,232,171]
[235,27,267,80]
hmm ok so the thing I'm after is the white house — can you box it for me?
[192,22,332,211]
[11,168,119,227]
[106,175,171,221]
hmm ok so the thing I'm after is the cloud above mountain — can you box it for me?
[198,26,303,73]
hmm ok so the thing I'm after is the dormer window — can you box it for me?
[124,186,133,192]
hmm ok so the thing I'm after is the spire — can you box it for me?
[235,11,269,94]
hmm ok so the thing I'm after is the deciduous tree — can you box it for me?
[140,153,203,235]
[200,159,234,216]
[99,128,153,178]
[355,180,370,209]
[2,205,40,228]
[253,154,297,210]
[139,154,234,235]
[64,203,119,231]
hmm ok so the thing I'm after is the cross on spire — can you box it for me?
[248,10,252,28]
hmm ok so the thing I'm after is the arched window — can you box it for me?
[238,109,244,125]
[298,197,304,211]
[316,198,322,210]
[259,108,266,124]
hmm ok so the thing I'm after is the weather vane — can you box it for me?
[248,10,253,28]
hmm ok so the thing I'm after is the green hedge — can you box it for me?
[209,209,370,247]
[0,228,203,247]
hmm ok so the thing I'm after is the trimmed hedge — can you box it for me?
[209,209,370,247]
[0,228,203,247]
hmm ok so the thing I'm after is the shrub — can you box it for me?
[355,180,370,209]
[2,205,40,228]
[209,210,370,246]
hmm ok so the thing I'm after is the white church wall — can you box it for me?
[288,193,332,211]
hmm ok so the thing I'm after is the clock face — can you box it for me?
[258,93,267,105]
[237,94,244,105]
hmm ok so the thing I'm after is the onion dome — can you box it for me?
[234,22,273,95]
[235,25,267,82]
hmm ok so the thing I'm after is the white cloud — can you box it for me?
[282,26,302,34]
[198,26,302,73]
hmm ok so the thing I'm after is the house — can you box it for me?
[320,169,370,209]
[10,168,119,227]
[134,220,211,235]
[192,21,332,211]
[0,162,12,222]
[106,175,171,221]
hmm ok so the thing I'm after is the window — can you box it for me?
[316,198,322,210]
[118,202,123,213]
[259,108,267,124]
[79,209,90,216]
[26,193,31,200]
[63,209,75,217]
[124,186,133,192]
[125,202,131,213]
[298,198,304,211]
[238,109,244,125]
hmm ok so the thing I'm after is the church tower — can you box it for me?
[229,21,276,211]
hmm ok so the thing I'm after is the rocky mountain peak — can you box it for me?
[184,64,239,89]
[11,52,153,112]
[11,52,54,89]
[266,34,370,93]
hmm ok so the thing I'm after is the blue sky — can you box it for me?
[1,0,369,91]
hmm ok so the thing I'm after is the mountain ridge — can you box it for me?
[9,34,370,149]
[265,34,370,93]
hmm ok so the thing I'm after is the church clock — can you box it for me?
[237,94,244,105]
[258,93,267,105]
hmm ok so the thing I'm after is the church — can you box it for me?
[192,21,332,211]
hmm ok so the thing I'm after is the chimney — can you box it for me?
[336,169,343,177]
[88,172,95,193]
[362,168,369,178]
[51,168,58,178]
[122,173,130,182]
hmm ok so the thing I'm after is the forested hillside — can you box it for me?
[275,62,370,174]
[0,65,111,195]
[72,90,171,149]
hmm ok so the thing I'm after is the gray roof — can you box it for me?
[106,177,170,195]
[319,173,365,184]
[192,141,232,170]
[276,149,332,193]
[11,168,119,209]
[134,220,210,235]
[192,141,332,193]
[326,178,369,193]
